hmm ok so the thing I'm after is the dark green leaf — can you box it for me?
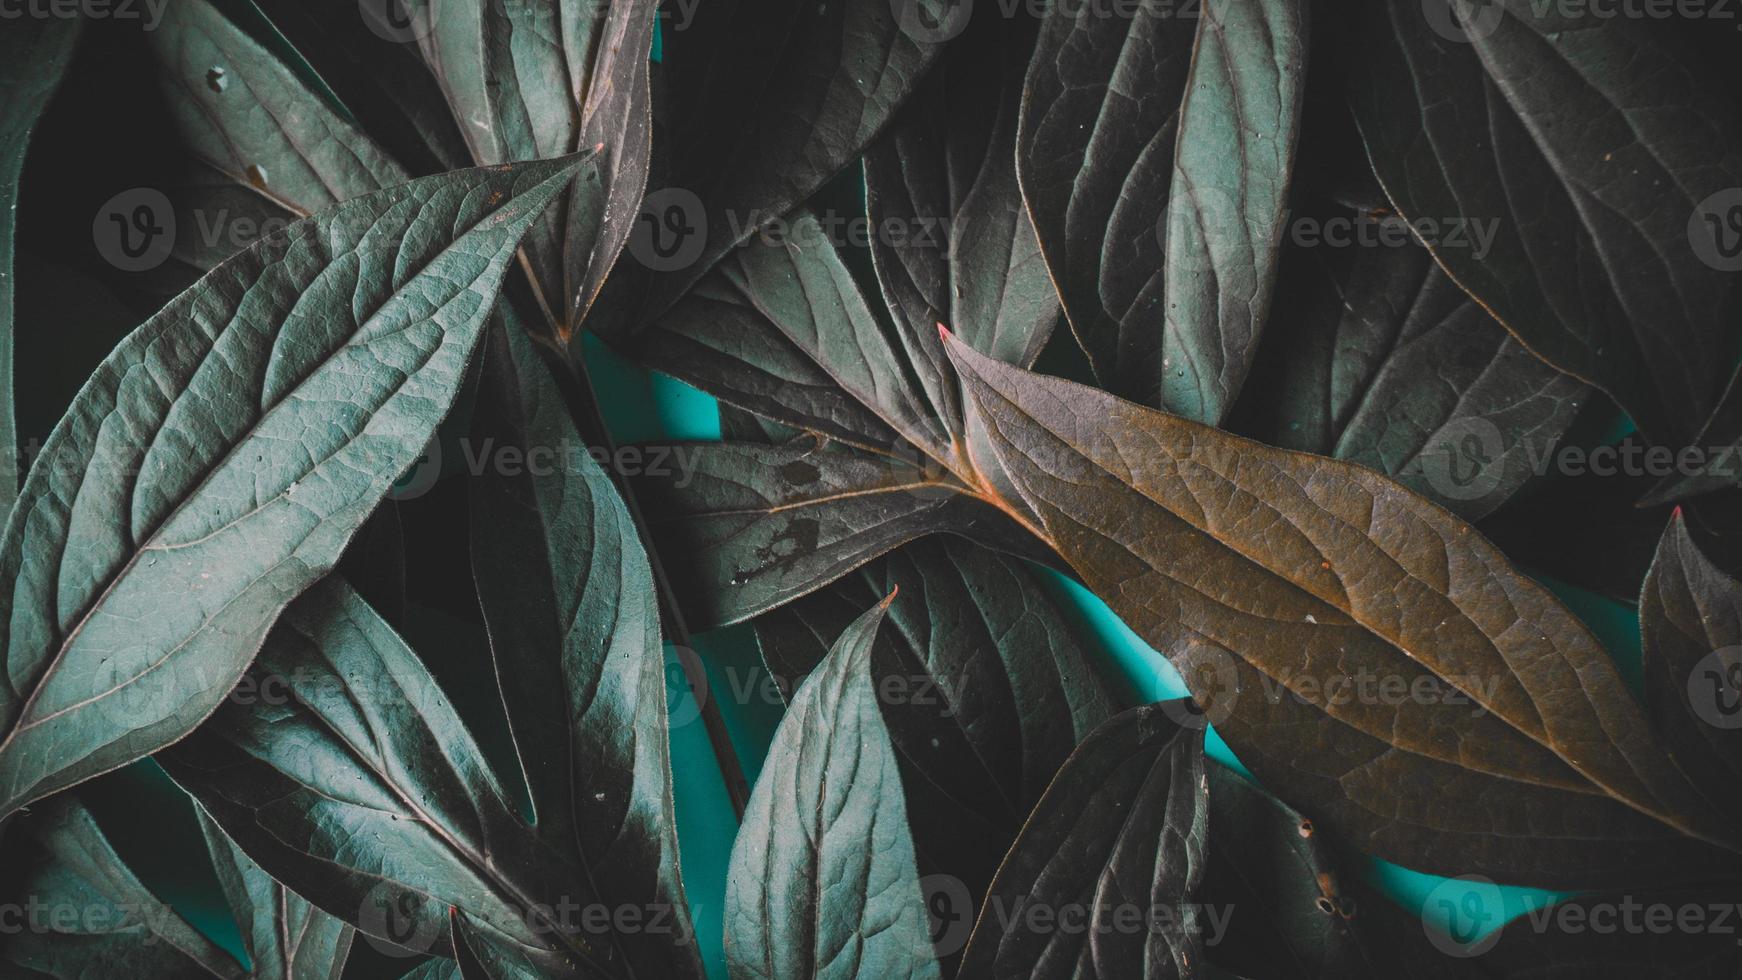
[0,15,80,512]
[2,796,246,979]
[255,0,474,176]
[408,0,655,337]
[956,704,1208,979]
[645,0,948,305]
[1200,764,1389,979]
[161,579,606,976]
[1350,0,1742,446]
[0,155,582,819]
[1641,511,1742,818]
[1642,364,1742,505]
[641,212,955,463]
[753,535,1116,903]
[863,9,1057,437]
[468,316,704,979]
[1018,0,1307,422]
[724,594,940,980]
[149,0,409,217]
[632,436,1042,629]
[942,332,1742,886]
[196,808,355,980]
[1229,219,1584,519]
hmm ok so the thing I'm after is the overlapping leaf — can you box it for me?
[1641,512,1742,819]
[1351,0,1742,446]
[408,0,656,337]
[1230,214,1585,519]
[2,795,353,979]
[753,535,1115,903]
[469,314,704,979]
[957,704,1208,979]
[160,579,605,975]
[1017,0,1307,422]
[724,595,940,980]
[0,155,582,819]
[642,0,950,308]
[943,333,1742,886]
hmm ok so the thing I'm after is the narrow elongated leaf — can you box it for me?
[468,317,704,979]
[401,961,463,980]
[1351,1,1742,445]
[161,579,605,976]
[1200,765,1389,979]
[0,154,582,820]
[1018,0,1306,422]
[1641,512,1742,817]
[1230,221,1584,519]
[863,10,1056,437]
[754,536,1116,902]
[196,809,355,980]
[149,0,408,216]
[943,333,1742,886]
[410,0,655,336]
[644,0,947,306]
[632,437,1046,629]
[956,704,1208,979]
[0,15,78,510]
[2,797,246,979]
[725,595,940,980]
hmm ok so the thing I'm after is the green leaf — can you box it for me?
[941,332,1742,886]
[408,0,656,336]
[642,212,955,463]
[2,796,248,979]
[1640,511,1742,817]
[0,154,583,820]
[863,10,1057,438]
[149,0,409,217]
[631,436,1046,629]
[1350,0,1742,446]
[0,15,80,512]
[956,704,1208,978]
[753,536,1116,903]
[1017,0,1308,422]
[643,0,949,306]
[196,808,355,980]
[1229,216,1585,519]
[468,315,705,979]
[725,593,941,980]
[160,579,603,975]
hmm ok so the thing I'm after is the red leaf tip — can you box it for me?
[936,322,952,341]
